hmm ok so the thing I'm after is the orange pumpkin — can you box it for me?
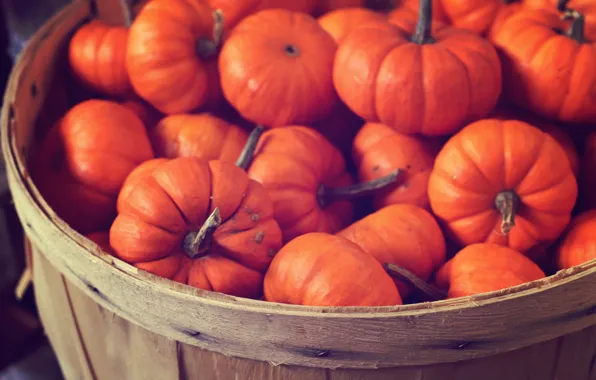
[219,9,338,127]
[428,119,578,255]
[31,100,154,234]
[435,243,546,298]
[488,1,526,39]
[110,151,283,298]
[395,0,449,23]
[556,210,596,269]
[491,8,596,124]
[117,158,170,212]
[334,0,502,136]
[263,233,402,306]
[352,122,442,210]
[69,20,131,98]
[126,0,223,114]
[315,0,366,16]
[207,0,319,30]
[524,0,596,39]
[490,106,580,176]
[579,133,596,211]
[247,126,400,242]
[318,7,387,44]
[338,204,446,297]
[150,113,249,163]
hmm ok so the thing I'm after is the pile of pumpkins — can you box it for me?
[30,0,596,307]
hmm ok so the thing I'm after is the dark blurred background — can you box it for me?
[0,1,68,379]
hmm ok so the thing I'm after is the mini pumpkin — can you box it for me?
[126,0,224,114]
[31,100,154,234]
[110,129,283,298]
[263,233,402,306]
[318,7,387,44]
[428,118,578,255]
[435,243,546,299]
[524,0,596,39]
[117,158,170,212]
[247,126,400,242]
[556,210,596,269]
[338,204,446,297]
[219,9,338,127]
[207,0,319,30]
[334,0,502,136]
[150,113,248,163]
[579,133,596,211]
[491,7,596,124]
[69,0,134,98]
[352,122,442,210]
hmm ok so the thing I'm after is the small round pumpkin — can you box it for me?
[318,7,387,44]
[352,122,442,210]
[110,155,283,298]
[31,100,154,234]
[491,8,596,124]
[435,243,546,298]
[68,20,131,98]
[579,133,596,211]
[428,118,578,255]
[219,9,338,127]
[247,126,400,242]
[556,210,596,269]
[126,0,224,114]
[207,0,319,30]
[334,0,502,136]
[117,158,170,212]
[263,233,402,306]
[524,0,596,39]
[150,113,249,162]
[338,204,446,297]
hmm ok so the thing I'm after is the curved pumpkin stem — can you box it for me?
[236,125,265,171]
[412,0,435,44]
[183,208,222,259]
[197,9,225,59]
[384,263,447,301]
[119,0,133,28]
[494,190,520,235]
[562,9,586,43]
[317,169,402,208]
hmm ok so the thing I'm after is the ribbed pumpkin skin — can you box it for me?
[556,210,596,270]
[318,7,387,44]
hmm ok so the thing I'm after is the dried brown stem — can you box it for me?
[183,208,222,259]
[494,190,520,235]
[236,125,265,170]
[384,263,446,301]
[562,9,586,43]
[196,9,225,59]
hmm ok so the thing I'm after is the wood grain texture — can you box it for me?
[32,243,596,380]
[3,0,596,374]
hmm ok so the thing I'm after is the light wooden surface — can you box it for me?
[3,0,596,376]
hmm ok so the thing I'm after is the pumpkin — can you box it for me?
[247,126,400,242]
[334,0,502,136]
[490,106,580,176]
[69,0,133,98]
[318,7,387,44]
[524,0,596,39]
[110,128,283,298]
[315,0,366,16]
[352,122,442,210]
[31,100,154,234]
[338,204,446,297]
[263,233,402,306]
[579,133,596,211]
[428,118,578,255]
[150,113,249,163]
[207,0,319,30]
[126,0,224,114]
[488,1,526,39]
[219,9,338,127]
[395,0,449,23]
[121,98,163,129]
[491,8,596,124]
[117,158,170,212]
[435,243,546,298]
[556,210,596,269]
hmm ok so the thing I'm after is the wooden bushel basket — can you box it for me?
[3,1,596,379]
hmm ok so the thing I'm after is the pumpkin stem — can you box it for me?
[557,0,570,12]
[384,263,446,301]
[236,125,265,171]
[119,0,133,28]
[317,169,402,208]
[196,9,225,59]
[183,208,222,259]
[494,190,520,235]
[412,0,435,44]
[562,9,586,43]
